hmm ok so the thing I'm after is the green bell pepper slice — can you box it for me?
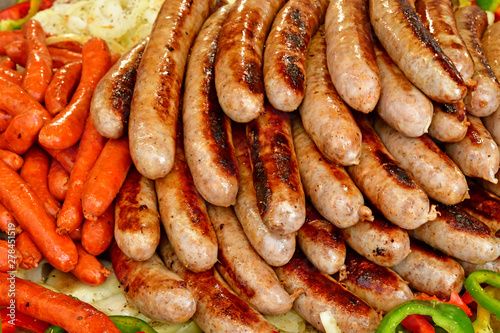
[376,299,474,333]
[0,0,41,31]
[464,270,500,318]
[44,315,158,333]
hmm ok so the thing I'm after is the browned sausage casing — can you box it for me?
[325,0,380,113]
[114,166,160,262]
[411,203,500,264]
[91,38,147,139]
[263,0,329,112]
[373,39,433,138]
[458,257,500,276]
[299,27,362,166]
[110,242,196,323]
[232,124,296,267]
[158,237,276,333]
[297,204,346,275]
[341,209,411,267]
[374,116,469,205]
[183,4,239,207]
[155,134,218,273]
[246,105,306,235]
[444,114,500,184]
[414,0,474,83]
[339,248,413,313]
[370,0,466,103]
[482,22,500,147]
[209,204,294,316]
[455,6,500,117]
[427,101,469,143]
[215,0,286,122]
[457,181,500,234]
[391,238,465,299]
[346,113,437,230]
[275,250,381,333]
[292,117,372,228]
[128,0,211,179]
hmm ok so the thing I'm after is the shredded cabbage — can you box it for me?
[32,0,164,52]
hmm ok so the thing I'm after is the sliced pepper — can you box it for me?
[44,315,158,333]
[464,270,500,318]
[0,0,41,31]
[475,0,500,13]
[376,300,474,333]
[400,314,435,333]
[415,291,473,316]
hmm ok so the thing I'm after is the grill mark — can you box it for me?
[202,36,239,178]
[217,249,256,299]
[460,183,500,223]
[111,64,140,125]
[242,60,264,94]
[374,150,417,188]
[247,124,271,215]
[398,0,463,84]
[286,251,373,316]
[461,7,499,82]
[467,120,483,145]
[300,219,344,248]
[436,203,491,235]
[344,250,398,290]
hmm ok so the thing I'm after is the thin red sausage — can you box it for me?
[0,159,77,272]
[71,242,110,286]
[15,231,43,270]
[0,112,44,155]
[45,62,82,115]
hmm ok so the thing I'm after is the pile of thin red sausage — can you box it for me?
[1,0,500,331]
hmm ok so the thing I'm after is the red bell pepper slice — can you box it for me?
[401,314,436,333]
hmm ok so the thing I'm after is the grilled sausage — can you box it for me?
[275,250,381,333]
[183,4,239,207]
[444,114,500,184]
[410,203,500,264]
[299,27,362,166]
[369,0,466,103]
[209,204,294,316]
[373,39,433,138]
[346,113,437,229]
[457,257,500,276]
[482,21,500,147]
[292,117,372,228]
[114,166,160,262]
[158,237,276,333]
[263,0,329,111]
[246,104,306,235]
[155,132,218,273]
[391,238,465,299]
[110,242,196,323]
[232,124,295,267]
[128,0,211,179]
[338,248,414,313]
[427,101,469,143]
[341,209,410,267]
[414,0,474,83]
[214,0,286,122]
[374,116,469,205]
[91,38,147,139]
[297,203,346,275]
[325,0,380,113]
[457,181,500,234]
[455,5,500,117]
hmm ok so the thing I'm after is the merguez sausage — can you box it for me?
[214,0,286,122]
[263,0,329,112]
[128,0,211,179]
[369,0,466,103]
[325,0,380,113]
[183,5,239,207]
